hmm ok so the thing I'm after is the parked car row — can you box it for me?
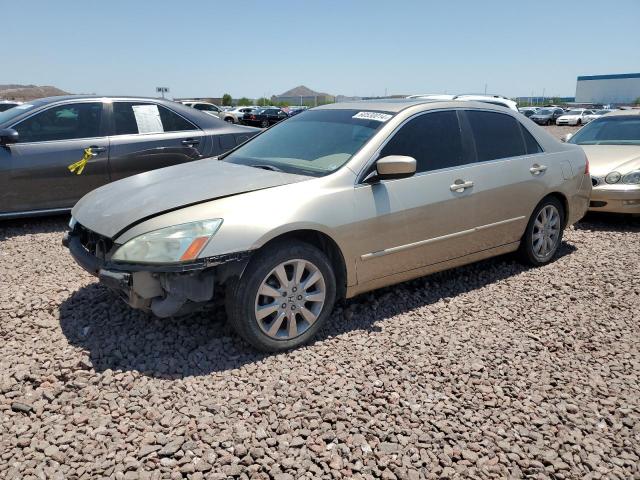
[520,106,616,126]
[2,96,637,352]
[179,102,309,126]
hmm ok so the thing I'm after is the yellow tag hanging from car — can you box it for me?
[68,148,93,175]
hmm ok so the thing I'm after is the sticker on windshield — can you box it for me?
[352,111,392,122]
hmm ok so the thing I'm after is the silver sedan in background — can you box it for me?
[66,100,591,351]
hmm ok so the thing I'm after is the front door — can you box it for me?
[353,109,482,284]
[107,101,209,181]
[0,101,110,214]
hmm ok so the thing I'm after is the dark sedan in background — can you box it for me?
[530,107,565,126]
[242,107,289,128]
[0,96,258,218]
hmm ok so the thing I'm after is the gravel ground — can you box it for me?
[1,124,639,479]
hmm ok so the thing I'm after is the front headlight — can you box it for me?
[605,172,621,184]
[111,219,223,264]
[622,170,640,184]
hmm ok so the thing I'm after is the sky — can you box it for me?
[4,0,639,100]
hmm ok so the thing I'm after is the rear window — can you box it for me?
[466,111,526,161]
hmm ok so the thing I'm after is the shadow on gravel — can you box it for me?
[59,241,577,379]
[0,214,69,241]
[574,212,640,233]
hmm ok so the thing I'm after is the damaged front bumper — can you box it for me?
[63,231,251,317]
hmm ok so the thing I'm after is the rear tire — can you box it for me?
[224,117,234,123]
[519,196,565,266]
[226,241,337,352]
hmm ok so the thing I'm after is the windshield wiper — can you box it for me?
[251,164,284,172]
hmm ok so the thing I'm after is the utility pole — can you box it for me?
[484,83,487,95]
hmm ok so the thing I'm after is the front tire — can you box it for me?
[224,117,234,123]
[260,119,269,128]
[519,197,565,266]
[226,241,337,352]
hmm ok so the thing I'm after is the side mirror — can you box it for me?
[561,133,573,143]
[375,155,417,180]
[0,128,18,145]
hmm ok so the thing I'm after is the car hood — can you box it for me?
[580,145,640,176]
[72,158,310,239]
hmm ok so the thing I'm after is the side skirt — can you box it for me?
[345,241,520,298]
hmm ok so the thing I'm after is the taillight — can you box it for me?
[250,115,256,120]
[584,155,590,174]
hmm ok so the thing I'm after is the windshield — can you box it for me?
[222,109,389,176]
[569,116,640,145]
[537,109,552,115]
[566,110,583,115]
[0,103,37,125]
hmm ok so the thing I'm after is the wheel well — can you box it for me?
[260,230,348,299]
[545,192,569,228]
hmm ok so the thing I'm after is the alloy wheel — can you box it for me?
[254,259,326,340]
[532,205,561,260]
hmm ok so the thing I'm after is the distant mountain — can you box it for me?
[0,84,70,101]
[277,85,330,97]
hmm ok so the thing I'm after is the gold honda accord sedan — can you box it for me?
[65,100,591,351]
[564,109,640,214]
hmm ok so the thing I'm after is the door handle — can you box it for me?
[530,164,548,175]
[450,180,474,192]
[181,138,200,146]
[88,145,106,155]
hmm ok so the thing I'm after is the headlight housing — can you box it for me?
[605,171,621,184]
[111,219,223,264]
[622,170,640,185]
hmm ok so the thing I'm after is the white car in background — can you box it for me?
[408,94,518,112]
[556,109,594,126]
[179,101,223,119]
[221,106,258,123]
[583,109,615,124]
[0,100,22,112]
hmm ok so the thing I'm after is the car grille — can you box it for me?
[73,223,114,261]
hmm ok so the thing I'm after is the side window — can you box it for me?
[379,110,465,173]
[113,102,196,135]
[158,106,196,132]
[14,103,102,143]
[466,110,526,161]
[520,124,543,154]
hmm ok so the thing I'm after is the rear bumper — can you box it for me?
[589,186,640,214]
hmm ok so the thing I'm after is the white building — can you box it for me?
[575,73,640,105]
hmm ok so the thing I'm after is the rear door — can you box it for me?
[455,109,548,249]
[107,101,210,181]
[1,101,110,214]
